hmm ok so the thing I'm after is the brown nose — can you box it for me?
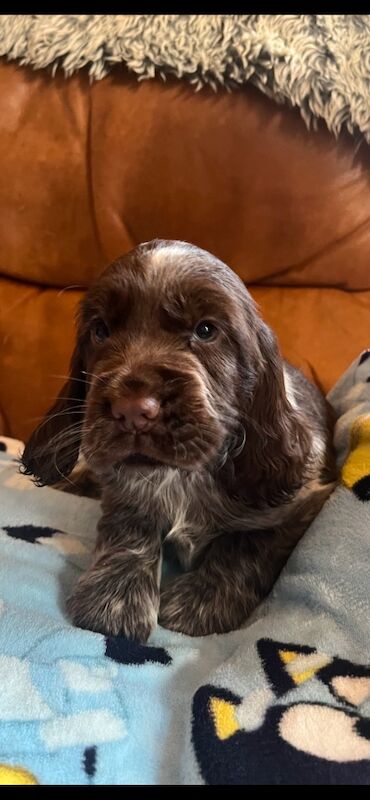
[110,396,160,432]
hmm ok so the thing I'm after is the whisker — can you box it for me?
[26,407,86,433]
[52,452,79,488]
[26,408,86,424]
[32,421,86,453]
[49,374,92,387]
[81,370,108,385]
[56,284,86,297]
[45,397,88,405]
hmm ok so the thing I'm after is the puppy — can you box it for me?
[21,240,336,639]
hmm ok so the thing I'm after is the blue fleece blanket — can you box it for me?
[0,351,369,785]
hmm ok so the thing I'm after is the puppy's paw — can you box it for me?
[159,573,248,637]
[67,571,159,642]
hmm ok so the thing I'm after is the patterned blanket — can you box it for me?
[0,351,369,785]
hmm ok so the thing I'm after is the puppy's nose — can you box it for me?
[110,396,160,431]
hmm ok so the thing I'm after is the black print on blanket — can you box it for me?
[105,636,172,667]
[83,746,97,780]
[192,638,370,785]
[3,524,66,544]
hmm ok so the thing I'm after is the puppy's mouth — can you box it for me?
[83,405,226,472]
[117,453,166,469]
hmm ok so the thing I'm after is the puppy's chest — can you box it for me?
[119,469,218,568]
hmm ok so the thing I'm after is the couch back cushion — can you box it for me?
[0,61,370,290]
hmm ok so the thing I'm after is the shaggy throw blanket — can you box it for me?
[0,351,369,784]
[0,15,369,143]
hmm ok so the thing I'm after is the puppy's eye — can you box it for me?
[194,320,218,341]
[92,319,109,344]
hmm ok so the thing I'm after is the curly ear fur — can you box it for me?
[21,344,86,486]
[235,319,312,508]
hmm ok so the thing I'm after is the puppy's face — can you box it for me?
[22,239,306,501]
[77,241,258,474]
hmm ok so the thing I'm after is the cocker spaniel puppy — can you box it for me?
[21,240,336,639]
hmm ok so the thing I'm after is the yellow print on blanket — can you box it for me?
[341,414,370,501]
[0,764,38,784]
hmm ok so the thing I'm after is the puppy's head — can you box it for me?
[21,240,309,503]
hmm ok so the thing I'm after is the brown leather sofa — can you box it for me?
[1,59,370,442]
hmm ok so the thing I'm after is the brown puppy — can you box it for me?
[21,240,336,639]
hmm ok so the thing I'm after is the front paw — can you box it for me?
[159,573,254,636]
[159,574,221,636]
[67,570,159,642]
[159,575,216,636]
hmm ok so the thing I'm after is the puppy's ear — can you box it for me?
[21,342,86,486]
[236,319,311,506]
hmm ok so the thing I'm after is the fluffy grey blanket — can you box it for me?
[0,15,369,142]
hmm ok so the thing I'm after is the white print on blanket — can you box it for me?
[0,656,52,720]
[41,710,126,750]
[59,661,119,693]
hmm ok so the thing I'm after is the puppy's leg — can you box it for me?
[159,528,292,636]
[67,513,161,641]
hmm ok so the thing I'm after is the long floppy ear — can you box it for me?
[235,320,311,507]
[21,343,86,486]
